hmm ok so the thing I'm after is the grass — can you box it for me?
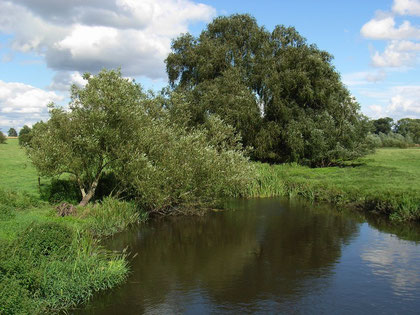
[247,148,420,221]
[0,139,40,195]
[0,139,147,314]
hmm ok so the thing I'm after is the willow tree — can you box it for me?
[166,14,370,166]
[28,69,145,206]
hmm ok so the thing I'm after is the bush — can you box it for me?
[366,133,382,148]
[119,114,255,214]
[18,125,32,146]
[378,132,413,148]
[0,274,38,315]
[17,222,74,261]
[0,132,6,144]
[41,178,81,204]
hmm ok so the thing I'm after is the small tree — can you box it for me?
[0,132,6,144]
[18,125,32,146]
[8,128,17,137]
[28,69,145,206]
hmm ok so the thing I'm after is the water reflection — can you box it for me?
[361,228,420,300]
[77,198,420,314]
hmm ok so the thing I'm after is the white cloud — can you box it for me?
[392,0,420,16]
[361,1,420,70]
[0,0,216,79]
[363,85,420,119]
[388,85,420,115]
[0,80,63,129]
[371,40,420,67]
[361,16,420,40]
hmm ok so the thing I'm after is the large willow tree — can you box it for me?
[166,14,370,166]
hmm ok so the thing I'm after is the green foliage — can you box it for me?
[16,222,74,261]
[28,69,253,211]
[27,69,146,205]
[247,148,420,221]
[0,274,38,315]
[18,125,32,146]
[371,117,394,134]
[367,132,414,148]
[395,118,420,144]
[81,197,146,237]
[166,14,370,166]
[0,220,129,314]
[40,178,81,204]
[0,132,6,144]
[118,104,255,213]
[8,128,17,137]
[0,189,40,211]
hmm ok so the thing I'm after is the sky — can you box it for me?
[0,0,420,132]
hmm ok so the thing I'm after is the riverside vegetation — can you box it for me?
[1,14,420,314]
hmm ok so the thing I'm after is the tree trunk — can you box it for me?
[78,179,99,206]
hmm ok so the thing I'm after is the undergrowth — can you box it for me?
[0,189,146,314]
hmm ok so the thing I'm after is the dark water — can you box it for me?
[77,198,420,314]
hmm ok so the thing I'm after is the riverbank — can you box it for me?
[248,148,420,221]
[0,140,147,313]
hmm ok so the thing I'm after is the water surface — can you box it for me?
[77,198,420,314]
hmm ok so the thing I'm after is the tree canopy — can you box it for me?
[8,128,17,137]
[18,125,32,146]
[372,117,394,135]
[395,118,420,144]
[28,69,253,208]
[166,14,370,166]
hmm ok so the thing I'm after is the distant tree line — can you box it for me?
[368,117,420,148]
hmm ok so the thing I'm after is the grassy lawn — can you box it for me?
[0,138,40,195]
[280,148,420,197]
[251,148,420,221]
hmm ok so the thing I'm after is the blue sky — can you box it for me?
[1,0,420,132]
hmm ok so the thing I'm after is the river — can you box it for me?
[77,198,420,314]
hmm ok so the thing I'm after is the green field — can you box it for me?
[0,139,40,194]
[250,148,420,221]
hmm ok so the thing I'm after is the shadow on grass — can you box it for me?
[39,172,122,205]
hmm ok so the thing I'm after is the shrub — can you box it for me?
[41,178,81,204]
[378,132,413,148]
[0,189,41,210]
[18,125,32,146]
[119,116,255,214]
[17,222,74,261]
[366,133,382,148]
[0,274,38,315]
[0,132,6,144]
